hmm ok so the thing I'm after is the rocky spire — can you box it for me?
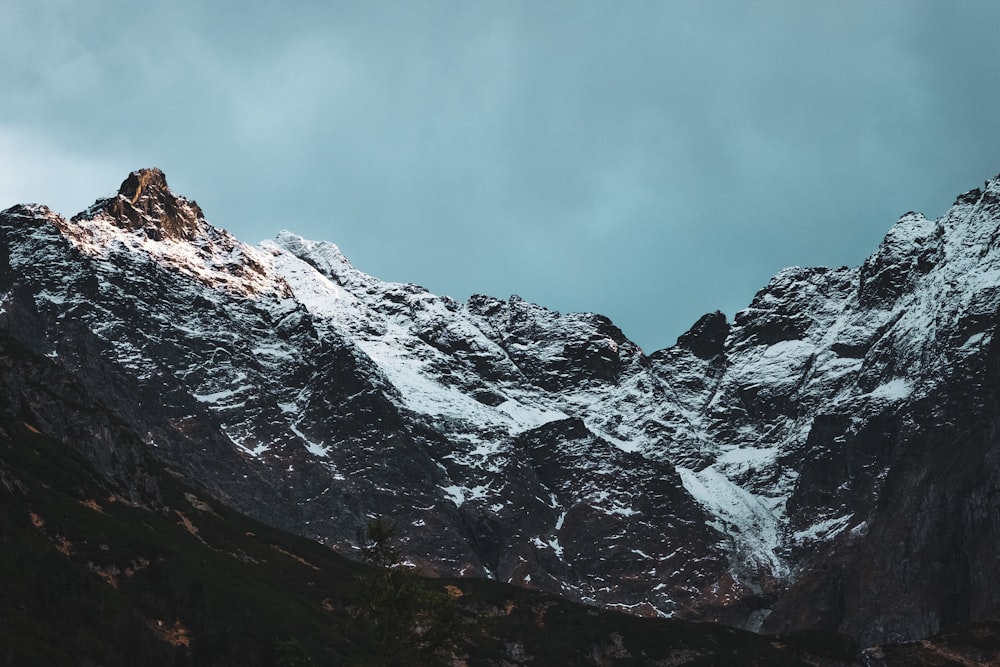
[675,310,729,359]
[74,167,206,241]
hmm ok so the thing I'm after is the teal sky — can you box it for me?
[4,1,1000,352]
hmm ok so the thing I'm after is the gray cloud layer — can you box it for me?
[4,1,1000,350]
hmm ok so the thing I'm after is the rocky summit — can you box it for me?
[2,168,1000,648]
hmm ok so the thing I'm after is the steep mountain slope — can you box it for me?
[2,168,1000,646]
[0,330,867,665]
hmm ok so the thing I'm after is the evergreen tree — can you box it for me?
[274,636,317,667]
[349,517,470,666]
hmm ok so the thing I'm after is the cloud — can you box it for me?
[0,128,128,216]
[3,1,1000,350]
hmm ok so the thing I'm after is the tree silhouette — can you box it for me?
[274,636,317,667]
[349,517,469,666]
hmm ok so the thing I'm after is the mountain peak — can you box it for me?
[675,310,729,359]
[117,167,169,202]
[73,167,205,241]
[46,168,293,298]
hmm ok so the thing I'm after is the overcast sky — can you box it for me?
[4,2,1000,351]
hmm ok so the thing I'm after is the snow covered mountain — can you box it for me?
[2,168,999,645]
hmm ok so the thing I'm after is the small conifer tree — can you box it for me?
[349,517,469,666]
[274,636,317,667]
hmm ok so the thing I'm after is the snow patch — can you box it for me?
[868,378,912,401]
[677,466,787,578]
[193,387,246,404]
[290,423,329,457]
[793,514,854,543]
[441,485,465,506]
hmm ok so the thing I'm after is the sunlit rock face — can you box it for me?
[97,167,205,240]
[2,168,1000,644]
